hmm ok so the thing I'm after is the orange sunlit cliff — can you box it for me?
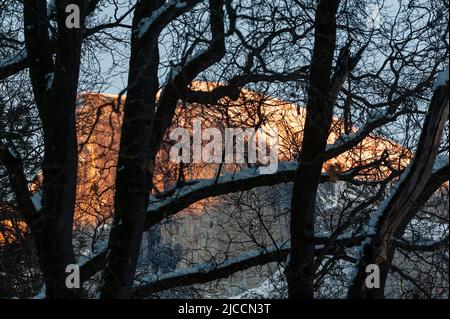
[1,82,411,243]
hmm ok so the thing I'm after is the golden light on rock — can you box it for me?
[1,82,412,243]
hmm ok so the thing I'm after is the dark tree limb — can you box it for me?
[0,49,28,81]
[348,82,449,299]
[101,0,215,299]
[368,163,449,298]
[23,0,90,299]
[99,0,165,299]
[286,0,341,299]
[132,236,367,298]
[80,161,398,284]
[0,142,38,224]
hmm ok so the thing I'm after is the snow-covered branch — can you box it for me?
[325,109,400,159]
[132,244,288,297]
[136,0,203,39]
[348,79,449,298]
[131,235,367,297]
[394,236,449,252]
[145,162,298,227]
[79,159,372,285]
[433,154,449,173]
[325,68,446,160]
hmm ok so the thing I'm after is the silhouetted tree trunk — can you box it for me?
[100,0,223,298]
[285,0,340,299]
[99,0,162,298]
[369,164,448,298]
[22,0,87,298]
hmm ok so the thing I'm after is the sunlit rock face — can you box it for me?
[74,82,410,226]
[0,82,412,296]
[69,82,413,296]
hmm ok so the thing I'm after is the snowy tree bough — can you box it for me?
[348,82,449,299]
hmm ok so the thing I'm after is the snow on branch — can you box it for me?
[80,231,365,286]
[132,243,289,297]
[145,162,298,227]
[80,160,372,284]
[136,1,200,39]
[325,109,398,158]
[433,65,449,91]
[394,236,449,252]
[145,157,397,229]
[325,69,443,160]
[148,162,297,211]
[132,234,368,297]
[433,154,449,173]
[31,191,42,212]
[348,78,449,298]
